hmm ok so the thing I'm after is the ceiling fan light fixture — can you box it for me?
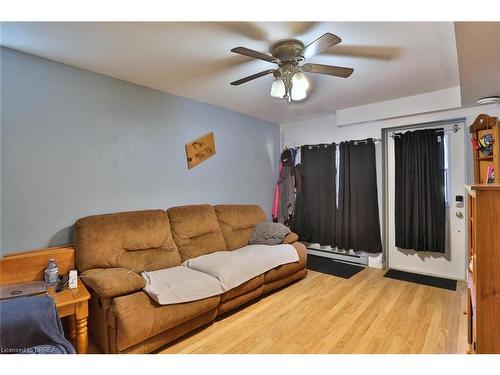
[231,33,353,103]
[270,77,286,99]
[291,87,307,102]
[292,72,309,91]
[290,71,309,102]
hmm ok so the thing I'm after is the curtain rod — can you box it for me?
[390,123,461,138]
[290,138,382,149]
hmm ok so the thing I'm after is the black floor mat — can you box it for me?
[384,269,457,291]
[306,254,365,279]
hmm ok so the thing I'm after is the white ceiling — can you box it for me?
[1,22,460,123]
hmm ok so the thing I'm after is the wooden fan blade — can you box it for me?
[299,33,342,59]
[196,55,253,77]
[287,22,318,36]
[230,69,275,85]
[217,22,268,42]
[302,63,354,78]
[322,45,402,60]
[231,47,279,63]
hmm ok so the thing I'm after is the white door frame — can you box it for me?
[381,117,467,280]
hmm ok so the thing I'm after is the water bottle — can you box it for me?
[44,258,59,286]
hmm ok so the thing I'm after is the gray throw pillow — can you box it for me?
[249,222,291,245]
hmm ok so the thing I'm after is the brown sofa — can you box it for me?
[74,204,307,354]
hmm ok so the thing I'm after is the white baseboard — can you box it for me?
[304,242,385,269]
[368,258,385,269]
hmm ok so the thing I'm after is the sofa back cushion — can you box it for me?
[167,205,227,262]
[75,210,181,273]
[214,205,267,250]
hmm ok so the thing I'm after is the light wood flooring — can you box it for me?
[90,268,468,354]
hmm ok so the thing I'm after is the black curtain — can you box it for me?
[337,139,382,253]
[394,129,445,253]
[296,144,336,247]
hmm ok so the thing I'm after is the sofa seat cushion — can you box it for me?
[111,291,220,352]
[168,205,227,262]
[218,286,264,315]
[220,275,264,302]
[183,244,298,291]
[142,266,224,305]
[264,242,307,283]
[214,205,266,250]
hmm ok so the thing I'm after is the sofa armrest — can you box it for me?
[282,232,299,244]
[81,268,146,298]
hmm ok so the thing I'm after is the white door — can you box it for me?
[386,122,466,280]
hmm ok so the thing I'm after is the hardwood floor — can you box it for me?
[159,268,467,354]
[88,268,467,354]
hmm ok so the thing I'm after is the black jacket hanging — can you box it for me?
[290,164,311,239]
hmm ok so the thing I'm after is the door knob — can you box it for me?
[456,211,464,219]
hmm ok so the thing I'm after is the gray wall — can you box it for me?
[1,48,280,255]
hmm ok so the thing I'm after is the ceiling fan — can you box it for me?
[230,33,354,103]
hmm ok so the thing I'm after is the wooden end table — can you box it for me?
[49,282,90,354]
[1,246,90,354]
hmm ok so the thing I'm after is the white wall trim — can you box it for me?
[336,86,462,126]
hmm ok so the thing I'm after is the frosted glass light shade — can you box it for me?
[291,72,309,101]
[292,72,309,90]
[291,87,307,101]
[270,78,286,99]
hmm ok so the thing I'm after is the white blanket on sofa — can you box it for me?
[141,266,224,305]
[183,244,299,291]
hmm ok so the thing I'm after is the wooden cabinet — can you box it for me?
[470,114,499,184]
[0,246,90,353]
[466,184,500,353]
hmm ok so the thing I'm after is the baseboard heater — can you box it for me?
[305,243,369,266]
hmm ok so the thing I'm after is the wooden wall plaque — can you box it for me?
[185,132,216,169]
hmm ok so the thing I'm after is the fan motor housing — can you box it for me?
[271,39,305,62]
